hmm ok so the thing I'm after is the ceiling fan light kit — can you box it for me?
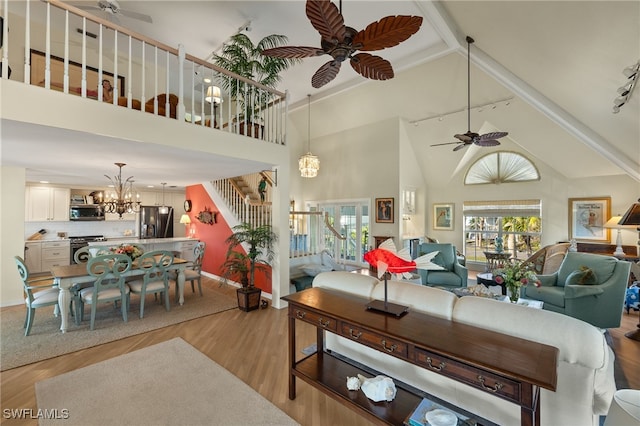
[612,60,639,114]
[261,0,423,88]
[430,36,508,152]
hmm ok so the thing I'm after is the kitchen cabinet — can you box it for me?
[24,240,70,273]
[24,242,42,273]
[41,241,71,272]
[26,186,70,222]
[177,240,198,262]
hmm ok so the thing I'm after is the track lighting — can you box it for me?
[613,60,639,114]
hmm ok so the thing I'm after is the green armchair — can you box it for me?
[417,243,468,288]
[522,252,631,328]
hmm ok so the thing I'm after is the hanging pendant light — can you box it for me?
[299,94,319,178]
[159,182,169,214]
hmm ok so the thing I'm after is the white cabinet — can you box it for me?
[41,241,71,272]
[24,240,70,273]
[176,240,198,262]
[24,242,42,273]
[26,186,70,221]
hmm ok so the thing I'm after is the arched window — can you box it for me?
[464,151,540,185]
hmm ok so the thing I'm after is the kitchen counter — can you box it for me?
[89,237,197,246]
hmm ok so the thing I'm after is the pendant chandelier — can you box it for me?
[299,94,319,178]
[101,162,140,218]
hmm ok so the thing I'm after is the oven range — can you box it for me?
[69,235,105,264]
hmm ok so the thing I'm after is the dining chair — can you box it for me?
[171,241,206,297]
[76,254,132,330]
[14,256,59,336]
[128,250,174,318]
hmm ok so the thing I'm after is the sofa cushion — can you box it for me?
[425,271,463,287]
[557,252,617,286]
[300,263,333,277]
[370,280,457,319]
[522,285,566,308]
[313,271,379,299]
[566,267,598,286]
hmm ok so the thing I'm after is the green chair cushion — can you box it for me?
[522,285,566,308]
[557,253,617,287]
[424,271,462,287]
[566,267,598,286]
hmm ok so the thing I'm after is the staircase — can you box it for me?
[211,172,272,228]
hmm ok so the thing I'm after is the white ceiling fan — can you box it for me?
[71,0,153,25]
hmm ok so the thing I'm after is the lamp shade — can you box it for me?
[619,199,640,225]
[180,214,191,225]
[205,86,222,104]
[604,216,622,228]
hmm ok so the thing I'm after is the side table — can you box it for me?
[483,251,512,273]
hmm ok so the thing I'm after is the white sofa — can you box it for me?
[312,271,616,426]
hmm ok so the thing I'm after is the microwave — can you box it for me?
[70,205,105,221]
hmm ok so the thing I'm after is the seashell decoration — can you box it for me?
[357,374,397,402]
[346,376,361,391]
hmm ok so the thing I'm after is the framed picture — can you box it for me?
[30,49,125,98]
[433,203,454,230]
[568,197,611,242]
[375,198,394,223]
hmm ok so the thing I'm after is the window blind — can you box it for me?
[463,199,541,217]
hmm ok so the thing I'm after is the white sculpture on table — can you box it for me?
[358,374,397,402]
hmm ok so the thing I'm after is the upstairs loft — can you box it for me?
[1,0,289,184]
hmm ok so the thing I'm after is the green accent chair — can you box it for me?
[14,256,59,336]
[417,243,468,289]
[522,252,631,328]
[76,254,132,330]
[128,250,174,318]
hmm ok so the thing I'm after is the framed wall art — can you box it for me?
[433,203,454,230]
[375,198,394,223]
[568,197,611,242]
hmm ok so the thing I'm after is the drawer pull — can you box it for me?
[381,340,397,353]
[295,310,306,319]
[348,328,362,340]
[318,318,331,328]
[426,357,446,371]
[477,375,504,393]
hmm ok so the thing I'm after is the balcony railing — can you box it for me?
[1,0,287,144]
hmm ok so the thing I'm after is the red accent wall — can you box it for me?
[184,184,272,294]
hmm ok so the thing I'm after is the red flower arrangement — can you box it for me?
[493,259,541,302]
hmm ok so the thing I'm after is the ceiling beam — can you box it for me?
[422,0,640,183]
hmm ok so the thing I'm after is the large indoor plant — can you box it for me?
[222,222,277,311]
[212,33,300,130]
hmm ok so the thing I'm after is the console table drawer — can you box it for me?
[289,306,337,331]
[415,347,520,402]
[340,322,408,358]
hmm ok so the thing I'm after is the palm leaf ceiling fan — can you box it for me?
[431,36,508,152]
[260,0,423,88]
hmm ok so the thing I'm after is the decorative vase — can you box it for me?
[508,284,520,303]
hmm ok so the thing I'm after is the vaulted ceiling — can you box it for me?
[2,1,639,188]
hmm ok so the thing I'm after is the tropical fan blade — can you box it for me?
[350,53,393,80]
[430,142,461,147]
[454,133,473,142]
[261,46,324,58]
[453,143,469,151]
[353,15,423,51]
[312,60,341,88]
[306,0,346,42]
[475,139,501,147]
[478,131,508,141]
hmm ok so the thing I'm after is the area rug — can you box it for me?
[1,279,237,371]
[35,337,299,425]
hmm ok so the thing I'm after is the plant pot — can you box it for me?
[237,287,261,312]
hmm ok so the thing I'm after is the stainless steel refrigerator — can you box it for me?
[138,206,174,239]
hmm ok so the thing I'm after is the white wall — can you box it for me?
[1,167,27,306]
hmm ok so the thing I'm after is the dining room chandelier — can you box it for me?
[101,162,140,218]
[299,94,319,178]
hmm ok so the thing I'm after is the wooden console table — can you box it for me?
[282,287,558,426]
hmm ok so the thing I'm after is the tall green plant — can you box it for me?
[212,33,300,121]
[223,222,277,288]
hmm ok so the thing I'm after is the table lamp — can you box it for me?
[604,215,628,257]
[617,198,640,342]
[180,214,192,236]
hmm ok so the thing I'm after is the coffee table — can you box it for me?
[476,272,506,295]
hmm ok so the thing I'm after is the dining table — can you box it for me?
[50,257,188,333]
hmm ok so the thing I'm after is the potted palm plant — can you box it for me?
[212,33,300,135]
[222,222,277,311]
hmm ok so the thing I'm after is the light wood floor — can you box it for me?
[1,278,639,426]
